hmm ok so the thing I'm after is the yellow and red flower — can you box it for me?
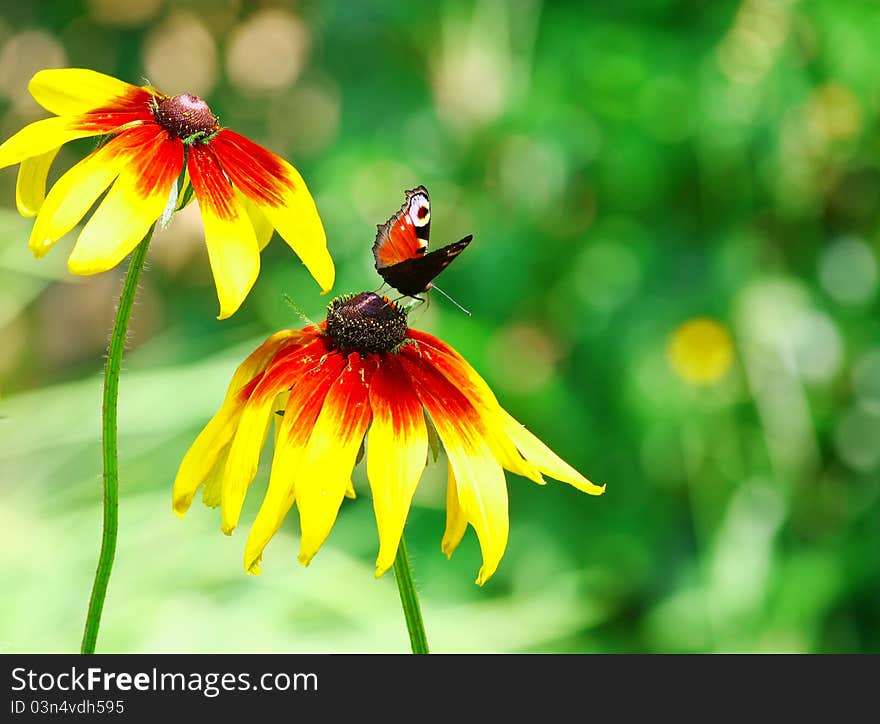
[173,292,605,585]
[0,68,333,318]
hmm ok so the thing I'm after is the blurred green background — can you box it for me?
[1,0,879,653]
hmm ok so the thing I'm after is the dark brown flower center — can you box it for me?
[324,292,408,354]
[153,93,219,142]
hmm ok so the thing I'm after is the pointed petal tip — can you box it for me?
[245,558,262,576]
[297,551,313,567]
[221,522,235,536]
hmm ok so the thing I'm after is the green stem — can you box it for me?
[81,229,154,654]
[393,534,430,654]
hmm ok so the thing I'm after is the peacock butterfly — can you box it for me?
[372,186,472,311]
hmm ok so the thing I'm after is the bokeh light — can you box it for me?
[226,9,309,94]
[143,10,218,97]
[668,319,735,386]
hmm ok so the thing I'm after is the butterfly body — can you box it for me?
[372,186,472,298]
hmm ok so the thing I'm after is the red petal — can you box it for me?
[187,143,237,219]
[208,129,292,207]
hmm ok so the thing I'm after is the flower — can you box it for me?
[668,317,734,385]
[0,68,333,318]
[173,292,605,584]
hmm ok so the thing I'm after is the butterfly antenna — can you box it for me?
[282,293,318,326]
[429,284,471,316]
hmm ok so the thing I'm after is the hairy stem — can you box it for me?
[393,534,430,654]
[81,229,153,654]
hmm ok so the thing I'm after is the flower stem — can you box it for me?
[392,534,430,654]
[81,228,154,654]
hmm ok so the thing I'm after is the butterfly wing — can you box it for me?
[377,235,473,297]
[373,186,431,269]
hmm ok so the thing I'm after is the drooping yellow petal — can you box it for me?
[188,144,261,319]
[366,355,428,577]
[172,329,304,515]
[221,338,329,535]
[444,438,508,586]
[210,129,334,293]
[201,444,231,509]
[237,189,274,251]
[28,130,143,257]
[243,353,345,574]
[15,147,59,217]
[0,117,100,170]
[405,331,545,484]
[67,131,183,274]
[28,68,149,116]
[296,354,375,566]
[258,158,334,291]
[501,408,605,495]
[441,458,468,558]
[401,351,509,585]
[174,414,239,515]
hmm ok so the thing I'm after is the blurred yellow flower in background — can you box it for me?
[667,318,734,385]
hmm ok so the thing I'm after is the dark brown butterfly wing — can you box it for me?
[377,235,473,297]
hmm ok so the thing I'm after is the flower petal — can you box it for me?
[441,459,468,558]
[16,147,59,217]
[296,354,375,566]
[401,350,509,585]
[210,129,334,292]
[68,132,183,274]
[243,351,347,574]
[188,144,260,319]
[221,338,330,535]
[405,331,544,484]
[172,329,305,515]
[222,340,327,535]
[237,189,274,251]
[501,409,606,495]
[28,127,155,258]
[0,117,100,170]
[28,68,153,116]
[366,354,428,577]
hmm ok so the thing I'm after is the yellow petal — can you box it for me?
[501,409,605,495]
[201,444,231,508]
[173,413,239,517]
[0,117,99,170]
[440,458,468,558]
[188,146,261,319]
[243,354,346,573]
[258,158,334,292]
[296,355,374,566]
[402,351,509,585]
[237,189,274,251]
[209,130,334,293]
[28,68,144,116]
[220,387,281,535]
[28,137,131,258]
[15,147,59,217]
[67,133,183,274]
[405,331,544,484]
[366,356,428,577]
[172,329,303,516]
[444,438,509,586]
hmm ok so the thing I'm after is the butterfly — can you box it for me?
[372,186,472,313]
